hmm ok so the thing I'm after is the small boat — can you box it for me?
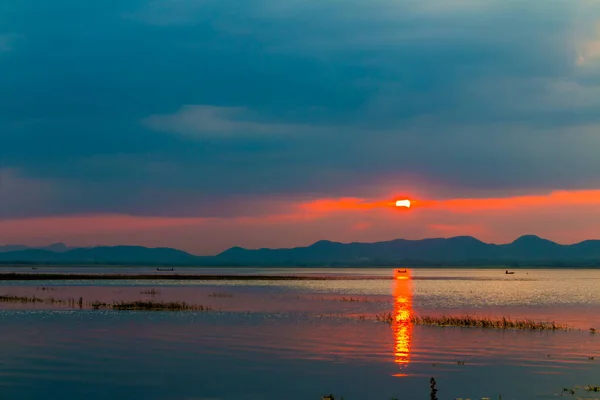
[505,270,515,275]
[157,268,174,272]
[397,269,407,273]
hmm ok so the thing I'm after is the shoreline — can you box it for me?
[0,273,390,281]
[1,263,598,269]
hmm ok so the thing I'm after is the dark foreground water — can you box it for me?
[0,268,599,400]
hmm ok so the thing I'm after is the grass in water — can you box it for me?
[36,287,57,291]
[0,295,45,303]
[208,293,234,298]
[339,296,371,303]
[91,300,213,311]
[0,294,68,305]
[0,294,214,312]
[375,313,572,331]
[140,289,161,295]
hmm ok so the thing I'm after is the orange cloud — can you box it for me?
[428,189,600,212]
[299,197,390,212]
[2,189,600,253]
[351,222,371,231]
[297,189,600,214]
[299,197,406,213]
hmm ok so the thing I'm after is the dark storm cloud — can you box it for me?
[1,0,600,218]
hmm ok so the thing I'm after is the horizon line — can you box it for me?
[3,234,600,257]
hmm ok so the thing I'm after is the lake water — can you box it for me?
[0,268,599,399]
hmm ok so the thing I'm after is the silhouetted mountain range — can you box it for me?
[1,235,599,267]
[0,246,199,265]
[0,243,70,253]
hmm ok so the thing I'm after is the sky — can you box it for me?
[1,0,600,254]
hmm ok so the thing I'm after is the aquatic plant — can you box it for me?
[0,293,217,312]
[91,300,214,311]
[563,387,576,395]
[322,381,511,400]
[140,289,161,295]
[340,296,370,303]
[375,313,393,323]
[114,301,211,311]
[0,294,44,303]
[430,377,438,400]
[558,385,600,396]
[0,294,67,305]
[375,313,572,331]
[0,294,97,310]
[36,287,57,291]
[208,293,234,298]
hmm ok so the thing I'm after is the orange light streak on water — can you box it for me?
[393,270,413,367]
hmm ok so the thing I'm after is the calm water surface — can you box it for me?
[0,268,599,399]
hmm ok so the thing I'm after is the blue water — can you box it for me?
[0,269,599,400]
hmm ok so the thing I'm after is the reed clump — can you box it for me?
[208,293,234,298]
[140,289,161,295]
[91,300,213,311]
[375,313,572,331]
[36,287,57,291]
[340,296,370,303]
[0,294,214,312]
[0,295,75,308]
[430,377,438,400]
[0,294,45,303]
[0,294,67,305]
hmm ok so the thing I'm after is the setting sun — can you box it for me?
[395,199,411,208]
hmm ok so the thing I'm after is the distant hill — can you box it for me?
[0,246,199,265]
[0,243,69,253]
[215,235,600,267]
[0,235,599,267]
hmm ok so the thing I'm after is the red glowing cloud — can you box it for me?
[2,189,600,254]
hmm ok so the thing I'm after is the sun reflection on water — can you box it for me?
[393,270,413,367]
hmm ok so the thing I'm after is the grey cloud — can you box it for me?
[123,0,218,26]
[1,0,600,219]
[0,33,21,52]
[142,105,323,138]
